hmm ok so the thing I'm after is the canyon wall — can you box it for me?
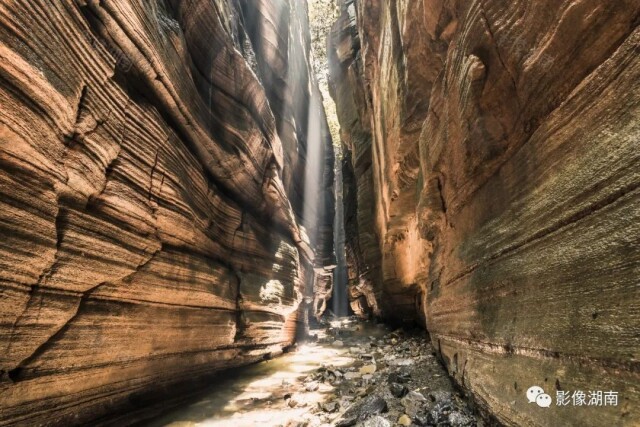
[329,0,639,425]
[0,0,333,424]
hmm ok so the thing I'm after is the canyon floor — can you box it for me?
[145,318,483,427]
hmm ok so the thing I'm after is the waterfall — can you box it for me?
[332,146,349,316]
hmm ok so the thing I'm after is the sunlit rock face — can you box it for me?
[329,0,639,425]
[0,0,333,424]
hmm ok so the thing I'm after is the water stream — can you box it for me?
[145,319,478,427]
[146,320,387,427]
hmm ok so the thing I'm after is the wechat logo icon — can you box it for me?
[527,386,552,408]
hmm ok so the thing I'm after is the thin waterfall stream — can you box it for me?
[332,145,349,317]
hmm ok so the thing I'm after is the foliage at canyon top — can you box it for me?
[309,0,341,149]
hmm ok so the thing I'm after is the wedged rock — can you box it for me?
[336,394,388,426]
[401,391,429,418]
[389,382,408,398]
[322,400,340,413]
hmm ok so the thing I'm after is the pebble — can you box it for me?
[359,364,376,374]
[288,397,300,408]
[389,382,408,398]
[401,390,428,417]
[362,415,391,427]
[305,381,319,392]
[333,340,344,347]
[321,401,339,413]
[344,371,360,380]
[398,414,412,426]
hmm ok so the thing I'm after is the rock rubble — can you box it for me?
[279,319,480,427]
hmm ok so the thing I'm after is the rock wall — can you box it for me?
[329,0,639,425]
[0,0,333,425]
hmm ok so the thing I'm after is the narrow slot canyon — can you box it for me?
[0,1,638,427]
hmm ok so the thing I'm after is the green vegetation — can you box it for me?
[308,0,341,150]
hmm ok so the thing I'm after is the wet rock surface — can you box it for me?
[149,318,483,427]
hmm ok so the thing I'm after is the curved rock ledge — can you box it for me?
[0,1,334,425]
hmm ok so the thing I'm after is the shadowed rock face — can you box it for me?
[0,0,333,424]
[329,0,639,425]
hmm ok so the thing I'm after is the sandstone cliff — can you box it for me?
[329,0,639,425]
[0,0,334,424]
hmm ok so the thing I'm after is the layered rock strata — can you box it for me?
[0,0,334,425]
[329,0,639,425]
